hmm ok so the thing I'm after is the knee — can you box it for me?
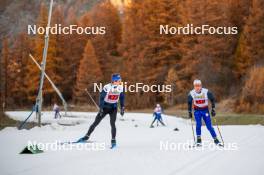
[110,121,116,127]
[196,121,202,127]
[205,123,213,130]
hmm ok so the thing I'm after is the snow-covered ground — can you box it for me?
[1,111,264,175]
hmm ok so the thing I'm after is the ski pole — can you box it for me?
[84,88,99,110]
[190,118,195,143]
[214,118,225,146]
[19,105,35,129]
[58,112,62,118]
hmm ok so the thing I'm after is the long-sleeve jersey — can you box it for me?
[188,88,215,112]
[99,83,125,109]
[53,104,60,112]
[154,106,162,114]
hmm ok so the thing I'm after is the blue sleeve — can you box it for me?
[99,90,107,109]
[187,94,193,112]
[119,92,125,108]
[207,91,215,109]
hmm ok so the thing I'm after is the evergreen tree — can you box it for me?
[47,5,68,104]
[91,1,122,80]
[177,0,237,99]
[238,66,264,113]
[64,10,93,101]
[74,40,103,104]
[27,4,65,105]
[0,38,9,111]
[234,0,264,81]
[120,0,186,107]
[26,3,48,103]
[9,33,33,106]
[163,68,178,106]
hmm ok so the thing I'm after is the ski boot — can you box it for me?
[214,138,223,147]
[111,139,117,149]
[196,136,202,146]
[77,135,89,143]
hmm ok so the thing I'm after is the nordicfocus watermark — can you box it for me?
[27,140,106,151]
[93,82,172,93]
[160,24,238,35]
[28,24,106,35]
[159,140,238,151]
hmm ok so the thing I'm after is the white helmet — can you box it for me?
[156,104,160,107]
[193,79,202,85]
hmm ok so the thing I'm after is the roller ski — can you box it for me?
[59,135,93,145]
[76,135,89,143]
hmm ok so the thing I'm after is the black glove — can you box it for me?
[188,111,192,118]
[120,107,125,116]
[211,108,216,117]
[99,108,104,117]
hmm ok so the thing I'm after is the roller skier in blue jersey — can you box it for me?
[150,104,166,127]
[78,73,125,148]
[188,79,222,146]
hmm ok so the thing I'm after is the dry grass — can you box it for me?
[128,104,264,125]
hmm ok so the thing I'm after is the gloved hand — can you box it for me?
[99,108,104,117]
[188,111,192,118]
[211,108,216,117]
[120,107,125,116]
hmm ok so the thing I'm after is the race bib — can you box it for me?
[108,94,119,101]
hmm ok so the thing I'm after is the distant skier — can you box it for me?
[53,103,61,119]
[150,104,166,127]
[188,79,222,146]
[78,73,125,148]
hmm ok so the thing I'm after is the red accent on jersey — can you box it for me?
[195,99,205,104]
[108,94,118,100]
